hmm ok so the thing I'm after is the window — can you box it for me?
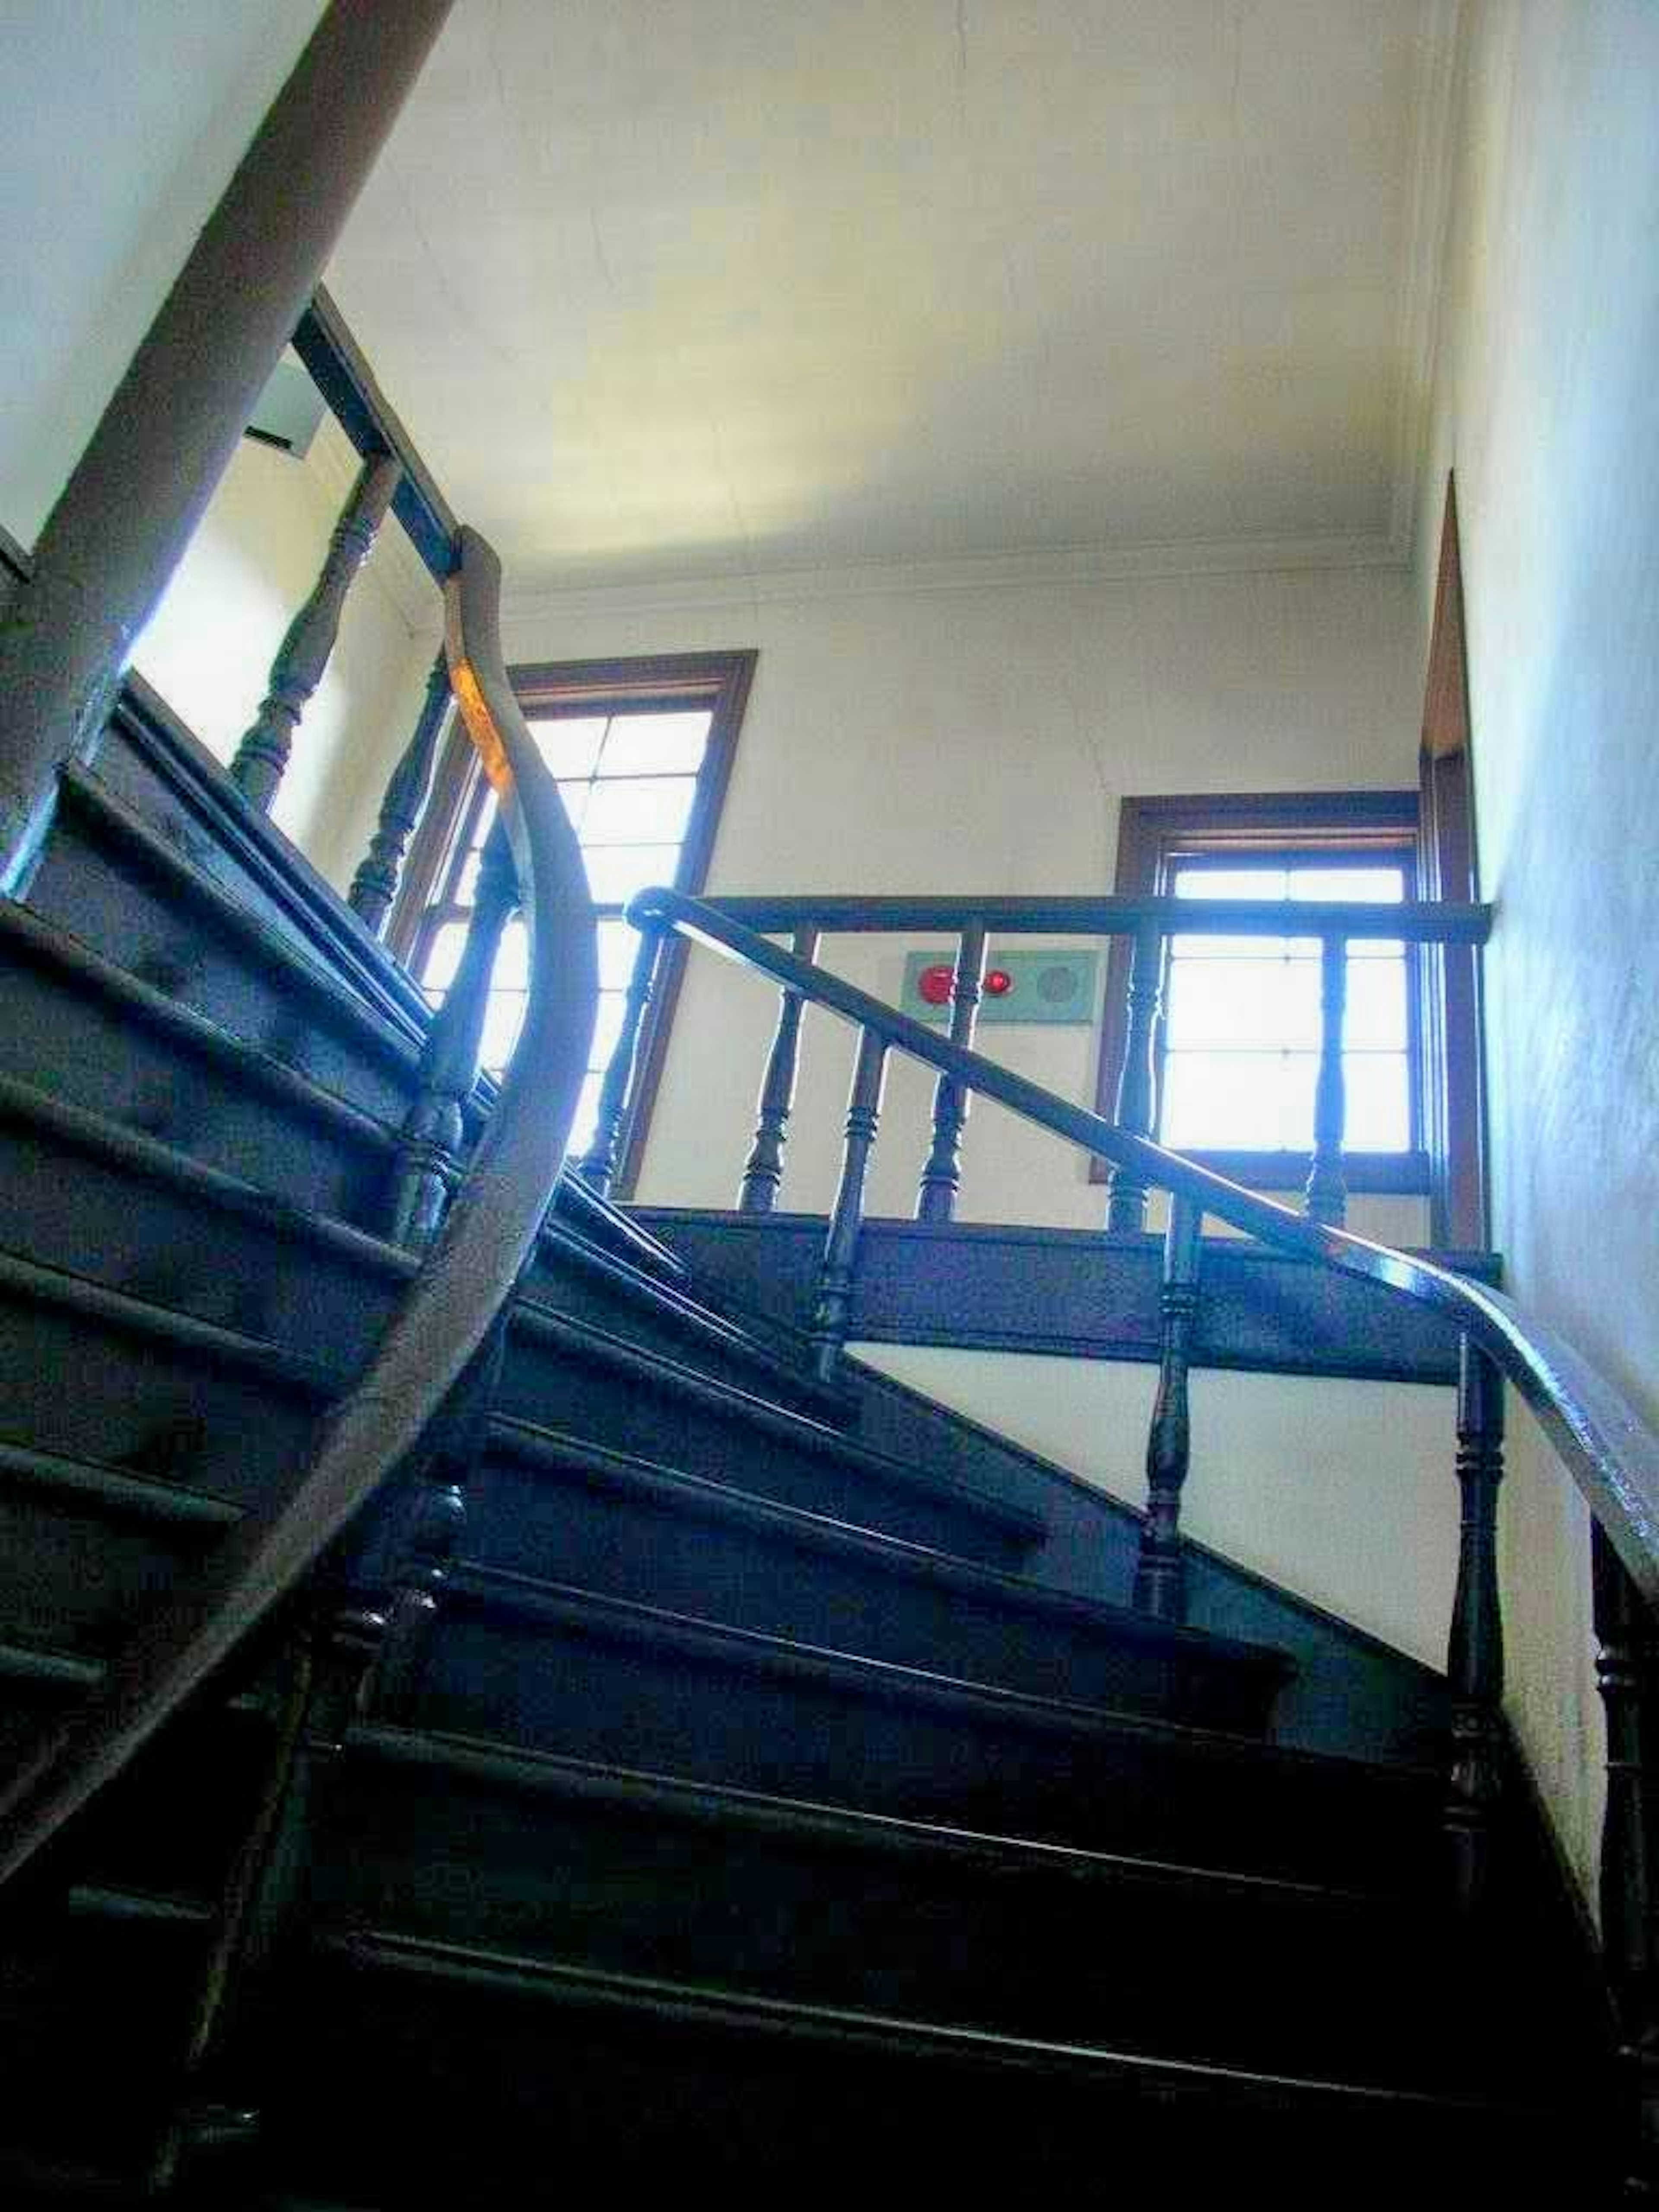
[1093,792,1429,1192]
[391,650,755,1184]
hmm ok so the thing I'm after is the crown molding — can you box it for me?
[499,528,1406,630]
[1386,0,1465,562]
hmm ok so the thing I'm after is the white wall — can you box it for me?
[1411,0,1659,1908]
[859,1344,1459,1668]
[495,560,1425,1234]
[133,423,440,890]
[0,0,326,547]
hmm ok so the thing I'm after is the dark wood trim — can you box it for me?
[1090,790,1423,1187]
[1418,475,1487,1246]
[390,649,756,1189]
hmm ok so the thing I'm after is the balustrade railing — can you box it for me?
[622,880,1659,2154]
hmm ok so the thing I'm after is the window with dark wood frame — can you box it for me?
[389,648,756,1197]
[1091,790,1449,1201]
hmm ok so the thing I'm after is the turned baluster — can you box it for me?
[1445,1340,1506,1907]
[230,449,403,812]
[1132,1194,1203,1623]
[1107,921,1164,1233]
[1304,932,1349,1225]
[348,650,450,932]
[388,818,517,1248]
[810,1025,887,1383]
[739,925,821,1213]
[578,925,666,1197]
[916,920,988,1224]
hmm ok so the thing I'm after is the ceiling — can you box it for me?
[325,0,1454,601]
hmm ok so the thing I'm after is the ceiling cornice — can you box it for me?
[499,528,1407,630]
[1386,0,1465,561]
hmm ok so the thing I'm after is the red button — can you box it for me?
[985,968,1014,997]
[918,963,955,1006]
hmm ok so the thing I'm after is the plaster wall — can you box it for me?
[0,0,326,546]
[132,429,439,889]
[1411,0,1659,1907]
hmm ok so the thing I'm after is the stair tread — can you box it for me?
[484,1415,1291,1676]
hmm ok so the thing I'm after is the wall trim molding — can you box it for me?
[1386,0,1465,561]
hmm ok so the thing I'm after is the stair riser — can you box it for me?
[416,1609,1441,1890]
[0,948,388,1228]
[27,822,416,1131]
[496,1338,1025,1564]
[467,1456,1274,1732]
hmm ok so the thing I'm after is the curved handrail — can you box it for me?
[632,884,1659,1604]
[0,528,597,1885]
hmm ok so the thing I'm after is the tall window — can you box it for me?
[392,651,755,1181]
[1094,792,1428,1192]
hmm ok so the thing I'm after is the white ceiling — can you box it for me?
[326,0,1454,600]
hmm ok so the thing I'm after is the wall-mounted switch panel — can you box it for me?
[901,947,1100,1027]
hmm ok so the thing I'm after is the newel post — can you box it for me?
[230,451,403,811]
[0,0,458,891]
[1107,922,1164,1233]
[916,920,988,1223]
[1445,1339,1506,1907]
[1592,1522,1659,2179]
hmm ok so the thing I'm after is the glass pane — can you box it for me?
[597,917,641,991]
[494,918,529,989]
[479,987,525,1073]
[556,780,593,833]
[1172,864,1287,900]
[1343,1053,1411,1149]
[529,716,608,778]
[565,1071,606,1160]
[1345,955,1407,1049]
[422,919,470,993]
[589,990,627,1071]
[469,789,498,851]
[582,775,697,847]
[1161,1051,1313,1150]
[1163,957,1319,1051]
[599,711,711,776]
[583,844,682,907]
[1290,864,1405,905]
[1349,932,1407,960]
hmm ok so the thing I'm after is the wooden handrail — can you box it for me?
[630,884,1659,1605]
[698,893,1492,943]
[0,530,597,1886]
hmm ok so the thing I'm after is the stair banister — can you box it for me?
[628,885,1659,1608]
[0,528,597,1888]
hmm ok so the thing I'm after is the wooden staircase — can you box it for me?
[0,695,1615,2206]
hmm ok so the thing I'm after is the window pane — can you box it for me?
[597,917,641,991]
[494,919,529,989]
[556,780,593,833]
[1343,1054,1411,1149]
[1345,955,1407,1050]
[589,990,627,1071]
[1162,1051,1315,1150]
[1163,957,1319,1051]
[583,844,682,907]
[479,989,525,1073]
[529,716,608,778]
[1290,865,1405,905]
[1172,864,1287,900]
[565,1070,606,1160]
[423,920,470,993]
[599,712,711,775]
[582,775,697,847]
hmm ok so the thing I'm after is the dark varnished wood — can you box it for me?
[230,451,403,812]
[704,891,1488,943]
[1106,920,1164,1232]
[1592,1521,1659,2177]
[1303,934,1349,1226]
[1445,1343,1506,1907]
[915,921,986,1224]
[740,925,821,1213]
[810,1027,888,1384]
[349,652,452,933]
[1134,1196,1202,1624]
[0,0,458,891]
